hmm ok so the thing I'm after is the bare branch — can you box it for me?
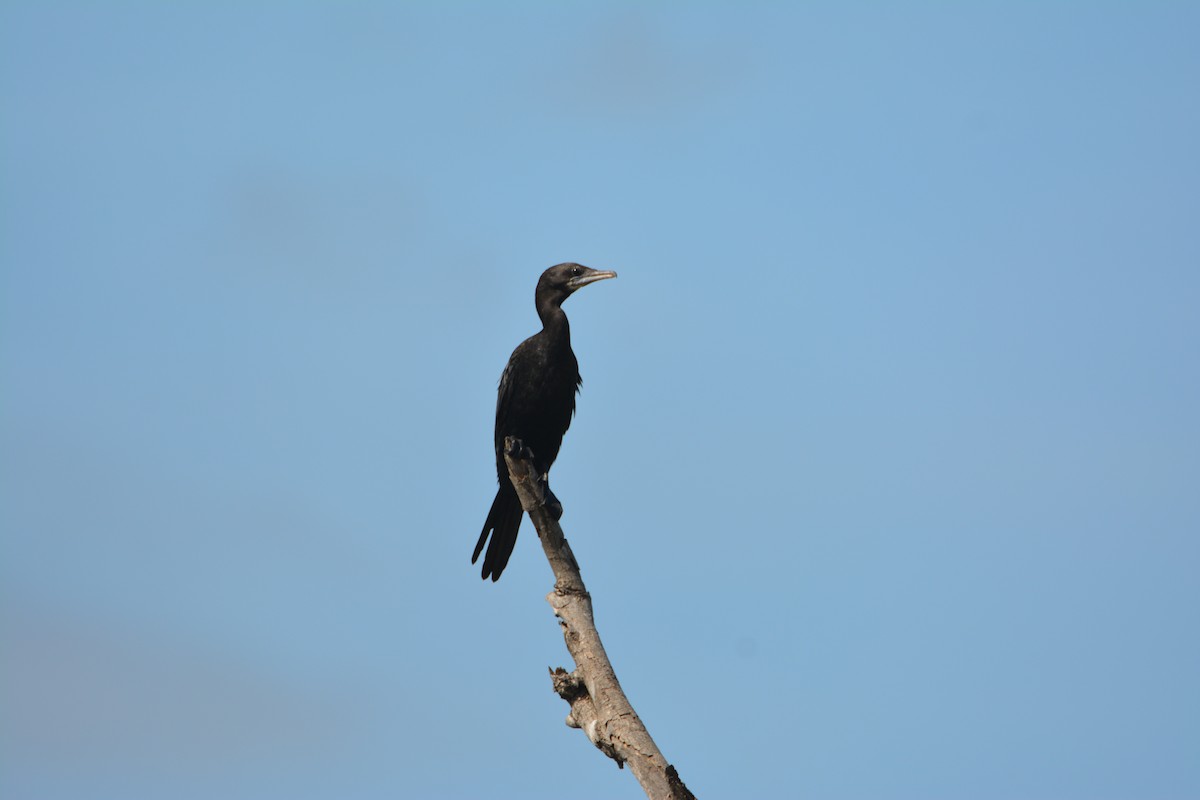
[503,437,696,800]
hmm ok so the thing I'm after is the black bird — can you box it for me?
[473,263,617,581]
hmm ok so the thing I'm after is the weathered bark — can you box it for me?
[503,437,695,800]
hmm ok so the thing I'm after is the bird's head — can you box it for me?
[536,262,618,307]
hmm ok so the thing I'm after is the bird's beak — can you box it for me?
[568,269,618,290]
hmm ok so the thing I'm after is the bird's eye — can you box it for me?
[572,266,581,276]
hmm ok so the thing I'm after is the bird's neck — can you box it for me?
[537,302,571,346]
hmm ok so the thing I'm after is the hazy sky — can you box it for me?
[3,4,1198,799]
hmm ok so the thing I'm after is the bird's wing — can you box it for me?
[494,359,514,450]
[493,351,531,475]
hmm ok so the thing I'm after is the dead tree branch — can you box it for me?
[502,436,695,800]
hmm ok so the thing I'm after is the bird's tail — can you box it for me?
[473,484,523,581]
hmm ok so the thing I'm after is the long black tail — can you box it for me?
[473,483,524,581]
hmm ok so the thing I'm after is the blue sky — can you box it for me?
[2,3,1198,799]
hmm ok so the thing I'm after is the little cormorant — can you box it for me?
[473,263,617,581]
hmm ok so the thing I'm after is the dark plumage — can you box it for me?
[473,263,617,581]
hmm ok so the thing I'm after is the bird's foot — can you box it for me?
[504,436,535,462]
[544,484,564,520]
[547,484,564,522]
